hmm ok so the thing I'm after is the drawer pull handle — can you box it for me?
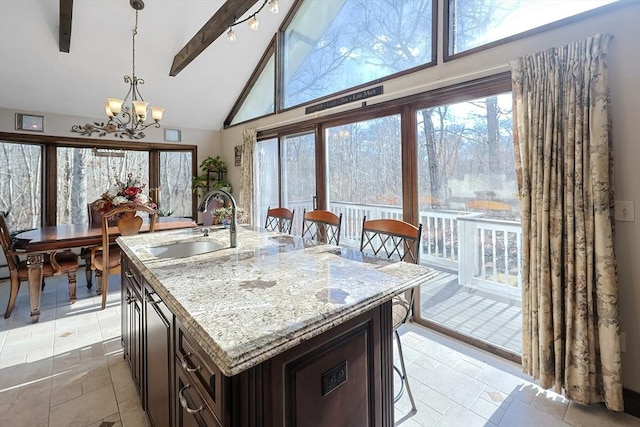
[125,271,134,278]
[179,385,203,414]
[145,292,160,305]
[182,353,201,373]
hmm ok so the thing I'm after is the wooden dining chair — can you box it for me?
[91,204,157,309]
[81,199,106,290]
[301,209,342,245]
[264,206,295,234]
[359,216,423,414]
[0,214,79,318]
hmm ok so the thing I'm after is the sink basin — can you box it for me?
[148,241,226,259]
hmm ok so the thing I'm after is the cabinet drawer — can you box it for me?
[175,321,224,422]
[176,363,222,427]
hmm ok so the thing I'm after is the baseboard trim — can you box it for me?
[624,387,640,418]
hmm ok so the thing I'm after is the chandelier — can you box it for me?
[72,0,164,140]
[226,0,279,43]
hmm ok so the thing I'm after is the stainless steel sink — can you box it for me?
[148,241,226,259]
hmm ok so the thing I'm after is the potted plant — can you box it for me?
[212,179,232,193]
[199,155,227,173]
[191,174,208,194]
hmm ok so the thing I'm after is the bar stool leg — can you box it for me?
[395,329,417,414]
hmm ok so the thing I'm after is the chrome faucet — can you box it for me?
[197,189,237,248]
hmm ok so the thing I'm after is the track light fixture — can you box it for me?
[225,0,279,43]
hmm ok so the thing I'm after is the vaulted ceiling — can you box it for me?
[0,0,294,131]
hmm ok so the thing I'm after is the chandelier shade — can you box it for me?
[72,0,164,140]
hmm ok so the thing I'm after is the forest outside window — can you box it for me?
[282,0,434,110]
[447,0,619,56]
[56,147,150,225]
[0,141,43,231]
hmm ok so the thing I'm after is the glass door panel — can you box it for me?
[159,151,193,218]
[415,93,523,356]
[256,138,279,228]
[281,132,315,235]
[325,115,402,247]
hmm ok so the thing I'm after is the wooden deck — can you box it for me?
[418,271,522,355]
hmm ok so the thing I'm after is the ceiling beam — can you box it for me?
[59,0,73,53]
[169,0,257,77]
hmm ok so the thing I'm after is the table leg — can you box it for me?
[27,253,44,322]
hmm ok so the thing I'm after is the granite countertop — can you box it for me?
[117,225,438,377]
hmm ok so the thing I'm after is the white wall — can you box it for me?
[220,3,640,393]
[0,107,220,160]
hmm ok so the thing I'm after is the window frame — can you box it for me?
[443,0,624,62]
[0,131,197,226]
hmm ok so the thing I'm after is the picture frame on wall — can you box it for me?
[235,145,242,166]
[15,113,44,132]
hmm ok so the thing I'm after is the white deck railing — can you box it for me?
[286,200,522,301]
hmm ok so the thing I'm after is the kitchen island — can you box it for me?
[117,225,437,427]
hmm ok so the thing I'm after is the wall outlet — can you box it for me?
[614,201,635,222]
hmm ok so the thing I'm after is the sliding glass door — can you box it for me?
[414,93,523,357]
[255,132,316,234]
[325,115,403,247]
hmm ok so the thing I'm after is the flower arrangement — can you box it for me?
[213,206,247,224]
[95,173,156,215]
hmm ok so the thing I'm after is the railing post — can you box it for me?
[457,213,481,287]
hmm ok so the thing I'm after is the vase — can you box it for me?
[117,210,143,235]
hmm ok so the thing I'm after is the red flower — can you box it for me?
[123,186,141,197]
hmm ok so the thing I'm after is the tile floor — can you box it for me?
[1,269,639,427]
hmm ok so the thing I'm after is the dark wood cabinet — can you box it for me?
[121,252,395,426]
[145,283,173,427]
[121,257,144,397]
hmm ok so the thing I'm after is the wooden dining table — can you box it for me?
[12,217,197,322]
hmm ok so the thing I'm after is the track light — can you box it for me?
[268,0,279,14]
[226,27,237,43]
[248,15,259,31]
[225,0,278,43]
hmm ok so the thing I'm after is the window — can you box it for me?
[416,94,518,217]
[0,141,43,230]
[57,147,149,225]
[228,53,275,126]
[282,0,434,109]
[325,115,403,247]
[416,92,523,356]
[447,0,618,55]
[159,151,193,218]
[281,132,316,235]
[255,132,316,235]
[0,133,197,227]
[256,138,279,228]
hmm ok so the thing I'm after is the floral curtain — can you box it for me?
[239,128,257,225]
[509,33,623,410]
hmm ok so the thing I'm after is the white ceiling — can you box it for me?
[0,0,294,131]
